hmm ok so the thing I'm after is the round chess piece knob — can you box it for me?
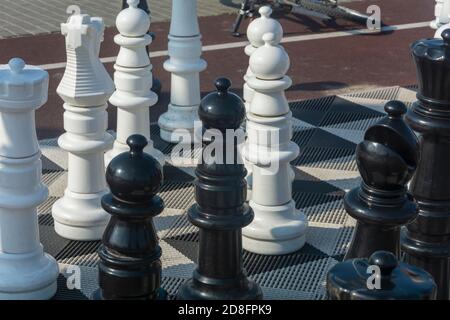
[94,134,166,300]
[327,251,437,300]
[199,78,246,131]
[247,6,283,49]
[116,0,150,37]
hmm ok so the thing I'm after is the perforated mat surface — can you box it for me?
[37,85,418,300]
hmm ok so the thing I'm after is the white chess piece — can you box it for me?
[52,13,114,240]
[242,33,308,255]
[431,0,450,29]
[243,6,284,200]
[105,0,164,166]
[0,58,59,299]
[158,0,207,143]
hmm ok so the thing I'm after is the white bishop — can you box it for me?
[242,33,308,255]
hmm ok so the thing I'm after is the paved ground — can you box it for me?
[0,0,437,139]
[0,0,237,39]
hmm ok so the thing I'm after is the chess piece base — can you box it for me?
[52,190,110,241]
[177,272,263,300]
[158,104,199,143]
[92,287,167,300]
[0,249,58,300]
[243,200,308,255]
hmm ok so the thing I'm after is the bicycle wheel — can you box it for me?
[296,0,370,25]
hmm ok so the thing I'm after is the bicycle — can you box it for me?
[231,0,372,37]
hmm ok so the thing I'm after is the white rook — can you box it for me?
[52,13,114,240]
[158,0,207,143]
[243,6,283,200]
[0,58,59,299]
[105,0,164,166]
[242,33,308,255]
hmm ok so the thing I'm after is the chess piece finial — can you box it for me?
[327,251,437,300]
[0,58,59,299]
[344,100,419,260]
[401,29,450,299]
[177,78,262,300]
[95,134,166,300]
[249,32,289,81]
[8,57,25,74]
[199,77,246,131]
[246,6,283,52]
[116,0,150,36]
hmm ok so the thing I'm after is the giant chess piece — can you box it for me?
[52,13,115,240]
[106,0,164,167]
[401,29,450,300]
[158,0,207,143]
[121,0,162,97]
[431,0,450,29]
[242,33,308,255]
[177,78,262,300]
[0,58,59,299]
[95,134,166,300]
[344,101,419,260]
[244,6,283,114]
[243,6,283,200]
[327,251,437,300]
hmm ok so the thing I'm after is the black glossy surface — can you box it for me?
[401,29,450,300]
[93,135,166,300]
[344,100,419,260]
[177,78,262,300]
[327,251,437,300]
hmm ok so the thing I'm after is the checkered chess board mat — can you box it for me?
[37,85,418,300]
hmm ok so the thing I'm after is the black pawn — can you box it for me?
[94,134,166,300]
[327,251,437,300]
[401,29,450,299]
[177,78,262,300]
[121,0,162,97]
[344,100,419,260]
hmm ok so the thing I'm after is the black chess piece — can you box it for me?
[344,100,419,260]
[177,78,262,300]
[121,0,162,97]
[327,250,437,300]
[401,29,450,299]
[93,134,166,300]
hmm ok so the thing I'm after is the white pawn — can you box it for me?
[242,33,308,255]
[105,0,164,166]
[0,58,59,299]
[244,6,283,113]
[52,13,115,240]
[243,6,284,200]
[158,0,207,143]
[431,0,450,29]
